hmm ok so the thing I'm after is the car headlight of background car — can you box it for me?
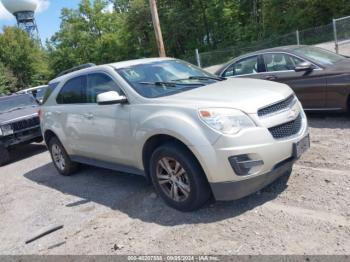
[198,108,255,135]
[0,124,14,136]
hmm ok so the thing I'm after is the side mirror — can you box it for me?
[295,62,314,72]
[97,91,128,105]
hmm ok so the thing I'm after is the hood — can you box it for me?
[0,106,39,124]
[157,78,293,114]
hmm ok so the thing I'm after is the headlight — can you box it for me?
[198,108,255,135]
[0,125,14,136]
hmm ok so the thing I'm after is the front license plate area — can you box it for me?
[293,134,310,159]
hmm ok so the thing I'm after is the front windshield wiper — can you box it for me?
[139,81,204,87]
[173,75,226,82]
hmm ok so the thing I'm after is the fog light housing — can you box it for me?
[229,155,264,176]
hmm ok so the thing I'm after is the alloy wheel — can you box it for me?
[52,144,66,171]
[156,157,191,202]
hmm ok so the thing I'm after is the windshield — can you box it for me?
[116,60,220,98]
[32,86,47,99]
[0,95,38,113]
[294,46,345,65]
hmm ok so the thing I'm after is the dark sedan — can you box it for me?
[215,45,350,111]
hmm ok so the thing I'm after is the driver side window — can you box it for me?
[223,56,259,77]
[86,73,121,103]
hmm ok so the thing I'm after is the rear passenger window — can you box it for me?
[86,73,121,103]
[223,56,259,77]
[56,76,86,104]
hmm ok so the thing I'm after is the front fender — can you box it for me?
[131,108,221,180]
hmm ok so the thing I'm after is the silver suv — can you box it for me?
[41,58,310,211]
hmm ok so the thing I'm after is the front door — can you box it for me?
[80,72,133,165]
[260,53,327,109]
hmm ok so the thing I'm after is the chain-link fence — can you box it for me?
[193,32,297,68]
[185,15,350,68]
[298,23,334,45]
[334,15,350,53]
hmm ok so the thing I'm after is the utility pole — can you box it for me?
[149,0,166,57]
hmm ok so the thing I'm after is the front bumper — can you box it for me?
[189,110,309,201]
[0,126,42,148]
[210,157,294,201]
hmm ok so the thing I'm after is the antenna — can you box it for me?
[1,0,41,42]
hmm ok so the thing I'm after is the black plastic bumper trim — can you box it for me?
[210,157,295,201]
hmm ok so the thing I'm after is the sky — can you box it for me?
[0,0,81,42]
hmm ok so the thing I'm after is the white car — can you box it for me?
[40,58,310,211]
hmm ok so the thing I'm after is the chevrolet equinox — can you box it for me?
[41,58,310,211]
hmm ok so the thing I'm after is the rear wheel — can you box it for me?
[48,137,78,176]
[0,145,10,166]
[150,142,211,211]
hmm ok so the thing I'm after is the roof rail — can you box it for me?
[56,63,96,78]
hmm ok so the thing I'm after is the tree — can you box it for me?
[48,0,129,75]
[0,63,17,95]
[47,0,350,71]
[0,27,50,91]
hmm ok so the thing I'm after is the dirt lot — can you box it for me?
[0,113,350,255]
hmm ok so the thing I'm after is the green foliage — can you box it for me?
[48,0,350,74]
[0,27,51,91]
[0,62,17,95]
[2,0,350,83]
[48,0,128,75]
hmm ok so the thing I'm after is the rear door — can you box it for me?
[260,53,327,109]
[221,55,266,80]
[55,75,91,155]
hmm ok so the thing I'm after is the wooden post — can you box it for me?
[149,0,166,57]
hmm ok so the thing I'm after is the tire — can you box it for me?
[149,142,211,211]
[0,145,10,166]
[48,137,78,176]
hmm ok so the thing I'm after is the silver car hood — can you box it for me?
[158,78,294,114]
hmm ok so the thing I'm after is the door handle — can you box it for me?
[264,75,277,81]
[83,113,94,120]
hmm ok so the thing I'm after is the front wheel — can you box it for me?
[48,137,78,176]
[150,142,211,211]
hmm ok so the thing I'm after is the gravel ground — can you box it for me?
[0,113,349,255]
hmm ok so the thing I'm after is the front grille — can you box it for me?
[268,114,302,139]
[11,117,40,132]
[258,95,296,117]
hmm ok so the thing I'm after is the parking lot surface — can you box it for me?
[0,114,350,255]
